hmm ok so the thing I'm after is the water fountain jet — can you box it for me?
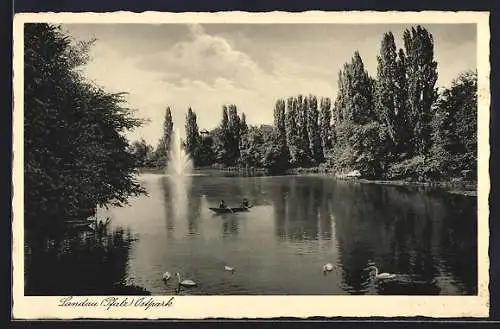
[166,129,193,177]
[165,129,193,223]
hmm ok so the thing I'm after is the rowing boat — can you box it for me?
[209,205,253,214]
[63,220,94,230]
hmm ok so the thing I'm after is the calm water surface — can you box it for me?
[96,172,477,296]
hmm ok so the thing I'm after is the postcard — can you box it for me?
[12,10,490,319]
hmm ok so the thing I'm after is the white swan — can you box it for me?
[162,271,171,282]
[364,265,396,280]
[224,265,235,273]
[323,263,334,274]
[175,272,197,287]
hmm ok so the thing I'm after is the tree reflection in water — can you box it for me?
[333,183,477,295]
[269,176,476,295]
[25,224,150,295]
[27,174,477,296]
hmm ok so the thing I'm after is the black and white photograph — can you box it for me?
[13,11,490,319]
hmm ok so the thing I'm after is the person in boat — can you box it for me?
[219,200,227,209]
[241,198,250,208]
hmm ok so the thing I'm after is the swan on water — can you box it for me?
[162,271,171,282]
[224,265,235,273]
[364,265,396,280]
[323,263,334,274]
[175,273,197,287]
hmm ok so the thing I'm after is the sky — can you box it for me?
[62,23,477,146]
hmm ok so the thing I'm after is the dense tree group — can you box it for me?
[427,71,478,180]
[133,25,478,182]
[144,26,477,180]
[25,24,147,229]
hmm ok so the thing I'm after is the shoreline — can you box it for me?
[137,167,477,197]
[349,178,477,197]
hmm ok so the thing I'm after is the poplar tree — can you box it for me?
[185,107,200,165]
[334,65,349,124]
[375,32,398,146]
[285,97,299,166]
[227,104,241,165]
[154,107,174,163]
[403,25,438,155]
[349,51,375,124]
[319,97,332,152]
[221,106,229,131]
[163,107,174,154]
[273,99,290,167]
[240,112,248,136]
[332,51,386,177]
[394,48,411,156]
[237,112,248,164]
[307,95,324,164]
[334,52,376,143]
[297,95,313,167]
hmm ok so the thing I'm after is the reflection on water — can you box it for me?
[25,226,148,295]
[25,172,478,296]
[331,181,475,295]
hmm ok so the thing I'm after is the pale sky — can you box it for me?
[62,23,476,146]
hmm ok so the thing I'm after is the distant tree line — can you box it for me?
[137,25,476,182]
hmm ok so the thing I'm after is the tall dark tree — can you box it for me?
[296,95,313,167]
[307,95,324,164]
[163,107,174,156]
[221,106,229,131]
[272,99,290,170]
[153,107,174,166]
[394,48,411,156]
[349,51,375,124]
[240,112,248,136]
[185,107,200,165]
[332,51,386,177]
[319,97,332,152]
[237,112,248,165]
[285,97,299,166]
[273,100,287,149]
[333,67,348,123]
[227,104,241,164]
[403,25,439,155]
[375,32,399,146]
[334,52,375,130]
[334,51,376,144]
[375,32,413,162]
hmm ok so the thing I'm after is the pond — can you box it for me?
[25,171,478,296]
